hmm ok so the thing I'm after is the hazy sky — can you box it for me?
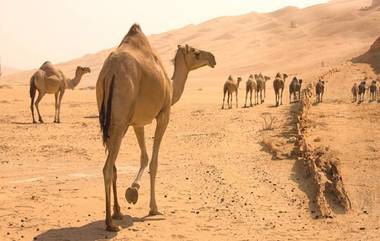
[0,0,328,69]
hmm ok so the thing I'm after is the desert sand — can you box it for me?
[1,0,380,240]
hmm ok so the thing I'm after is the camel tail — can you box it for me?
[29,75,36,99]
[99,75,115,146]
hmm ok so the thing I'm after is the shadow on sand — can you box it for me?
[34,214,165,241]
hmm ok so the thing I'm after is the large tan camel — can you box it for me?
[273,73,288,106]
[96,24,216,232]
[222,76,242,109]
[244,74,256,107]
[29,62,91,123]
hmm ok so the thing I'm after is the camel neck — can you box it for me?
[171,50,189,105]
[66,73,82,90]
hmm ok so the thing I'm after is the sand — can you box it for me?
[1,0,380,240]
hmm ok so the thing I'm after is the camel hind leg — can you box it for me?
[34,91,46,123]
[222,89,227,109]
[103,127,125,232]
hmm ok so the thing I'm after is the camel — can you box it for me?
[255,73,270,104]
[222,76,242,109]
[244,74,257,107]
[316,79,325,103]
[29,61,91,123]
[370,80,377,102]
[351,83,358,102]
[96,24,216,232]
[289,77,303,103]
[273,73,288,106]
[358,81,366,103]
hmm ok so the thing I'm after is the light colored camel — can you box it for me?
[289,77,303,103]
[316,79,325,103]
[255,73,270,104]
[351,83,358,102]
[96,24,216,232]
[273,73,288,106]
[29,61,91,123]
[222,76,242,109]
[244,74,256,107]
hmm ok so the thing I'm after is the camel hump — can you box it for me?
[127,23,142,36]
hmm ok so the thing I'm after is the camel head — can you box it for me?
[237,77,242,83]
[249,74,254,79]
[264,76,271,81]
[177,44,216,70]
[75,66,91,77]
[299,79,303,85]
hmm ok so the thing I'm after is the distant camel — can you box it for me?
[351,83,358,102]
[316,79,325,103]
[244,74,257,107]
[262,74,271,99]
[289,77,303,103]
[222,76,242,109]
[273,73,288,106]
[96,24,216,232]
[358,81,366,102]
[370,80,377,102]
[29,61,91,123]
[255,73,270,104]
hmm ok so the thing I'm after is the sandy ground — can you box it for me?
[1,60,379,241]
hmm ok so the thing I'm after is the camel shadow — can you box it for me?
[84,115,99,119]
[34,214,165,241]
[11,121,44,125]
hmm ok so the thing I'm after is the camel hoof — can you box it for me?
[106,223,121,232]
[39,119,44,123]
[125,187,138,204]
[149,210,163,216]
[33,120,37,124]
[112,211,124,220]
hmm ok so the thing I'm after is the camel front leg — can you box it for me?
[244,90,248,108]
[149,111,169,216]
[280,89,284,105]
[236,90,238,108]
[125,126,149,205]
[54,92,59,123]
[103,127,125,232]
[228,93,232,109]
[56,90,65,123]
[35,91,46,123]
[250,90,253,107]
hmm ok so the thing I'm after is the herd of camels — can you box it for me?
[24,24,334,232]
[221,73,306,109]
[16,21,378,233]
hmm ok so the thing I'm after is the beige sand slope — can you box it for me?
[0,0,380,240]
[2,0,380,87]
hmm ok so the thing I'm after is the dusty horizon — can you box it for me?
[0,0,329,70]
